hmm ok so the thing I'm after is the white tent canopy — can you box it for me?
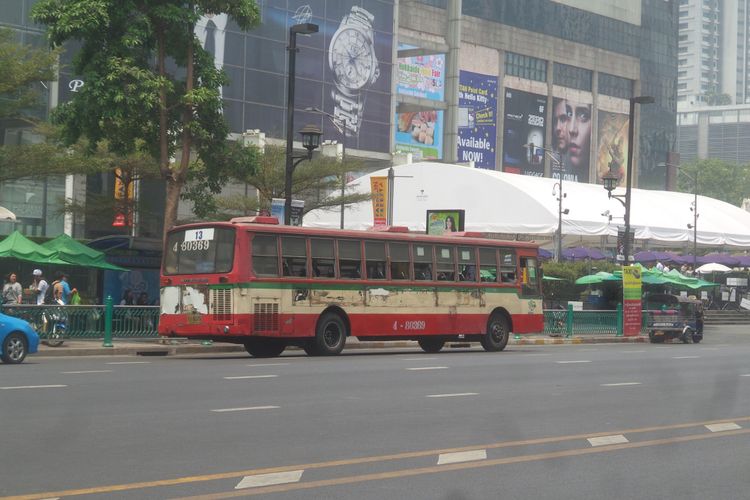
[305,162,750,248]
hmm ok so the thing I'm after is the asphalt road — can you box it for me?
[2,326,750,500]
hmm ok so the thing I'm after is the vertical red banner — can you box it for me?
[370,176,388,226]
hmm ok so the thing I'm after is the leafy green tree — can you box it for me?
[678,159,750,207]
[185,145,372,221]
[32,0,260,236]
[0,28,58,120]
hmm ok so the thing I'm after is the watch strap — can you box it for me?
[333,90,364,136]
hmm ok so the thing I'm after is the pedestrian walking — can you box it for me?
[53,273,72,305]
[30,269,49,305]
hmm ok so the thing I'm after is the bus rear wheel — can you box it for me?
[313,312,347,356]
[244,338,286,358]
[481,314,509,352]
[418,338,445,353]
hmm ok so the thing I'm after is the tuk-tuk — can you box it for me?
[643,294,704,344]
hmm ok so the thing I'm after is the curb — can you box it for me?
[33,335,648,357]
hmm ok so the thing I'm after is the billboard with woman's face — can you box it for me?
[552,97,592,183]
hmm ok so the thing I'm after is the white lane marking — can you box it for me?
[211,406,279,413]
[522,353,552,356]
[600,382,642,387]
[741,374,750,377]
[61,370,113,374]
[235,470,304,490]
[700,347,719,351]
[224,375,278,380]
[655,346,670,349]
[587,434,629,447]
[556,360,591,364]
[437,449,487,465]
[246,363,289,367]
[0,384,67,390]
[426,393,478,398]
[622,350,646,353]
[673,356,700,359]
[106,361,151,365]
[407,366,448,371]
[401,357,438,361]
[705,423,742,433]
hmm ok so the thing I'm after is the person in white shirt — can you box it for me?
[30,269,48,305]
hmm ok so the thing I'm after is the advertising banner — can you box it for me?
[395,110,443,159]
[271,198,304,226]
[596,111,629,187]
[551,97,592,182]
[426,209,465,235]
[502,89,547,176]
[622,266,642,336]
[370,176,388,225]
[396,46,445,100]
[458,71,498,169]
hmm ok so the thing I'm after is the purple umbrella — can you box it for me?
[634,251,658,262]
[538,248,553,260]
[733,255,750,267]
[562,247,607,261]
[696,253,740,266]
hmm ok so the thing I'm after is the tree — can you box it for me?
[184,145,372,222]
[32,0,261,236]
[0,28,58,121]
[678,159,750,207]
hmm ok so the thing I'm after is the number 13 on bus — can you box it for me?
[158,217,544,357]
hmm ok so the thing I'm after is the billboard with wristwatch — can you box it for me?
[191,1,394,155]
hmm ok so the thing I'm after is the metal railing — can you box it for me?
[0,303,160,339]
[544,309,621,336]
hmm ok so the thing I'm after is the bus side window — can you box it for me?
[282,236,307,277]
[520,256,540,295]
[388,242,410,280]
[436,246,456,281]
[499,250,517,283]
[338,240,361,279]
[311,238,335,278]
[364,241,386,280]
[413,244,433,280]
[479,248,497,283]
[458,247,476,282]
[251,234,279,277]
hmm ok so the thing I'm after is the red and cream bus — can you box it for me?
[158,217,544,357]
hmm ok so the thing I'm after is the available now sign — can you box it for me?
[622,266,642,336]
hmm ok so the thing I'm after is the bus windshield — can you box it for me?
[164,227,235,275]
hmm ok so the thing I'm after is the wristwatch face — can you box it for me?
[330,27,375,90]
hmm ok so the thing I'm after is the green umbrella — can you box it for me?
[575,271,617,285]
[542,275,566,281]
[0,231,68,264]
[41,234,128,271]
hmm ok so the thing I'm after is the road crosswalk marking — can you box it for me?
[587,434,629,447]
[437,449,487,465]
[235,470,303,490]
[705,423,742,432]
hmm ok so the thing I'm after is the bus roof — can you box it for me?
[169,219,540,250]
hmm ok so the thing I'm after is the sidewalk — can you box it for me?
[34,334,647,357]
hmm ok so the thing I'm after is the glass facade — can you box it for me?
[554,62,592,92]
[418,0,678,189]
[505,52,547,82]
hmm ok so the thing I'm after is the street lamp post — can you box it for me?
[659,162,699,271]
[602,95,654,264]
[524,143,568,262]
[284,23,321,225]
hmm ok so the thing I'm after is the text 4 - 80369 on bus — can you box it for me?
[158,216,544,357]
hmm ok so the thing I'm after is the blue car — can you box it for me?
[0,312,39,364]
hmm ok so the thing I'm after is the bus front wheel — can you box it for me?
[481,314,509,352]
[418,338,445,353]
[313,312,347,356]
[244,338,286,358]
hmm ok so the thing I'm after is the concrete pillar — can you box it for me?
[443,0,462,163]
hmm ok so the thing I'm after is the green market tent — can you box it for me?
[574,271,619,285]
[0,231,68,264]
[41,234,128,271]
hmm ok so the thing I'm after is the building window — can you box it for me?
[504,52,547,82]
[553,63,592,91]
[599,73,633,99]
